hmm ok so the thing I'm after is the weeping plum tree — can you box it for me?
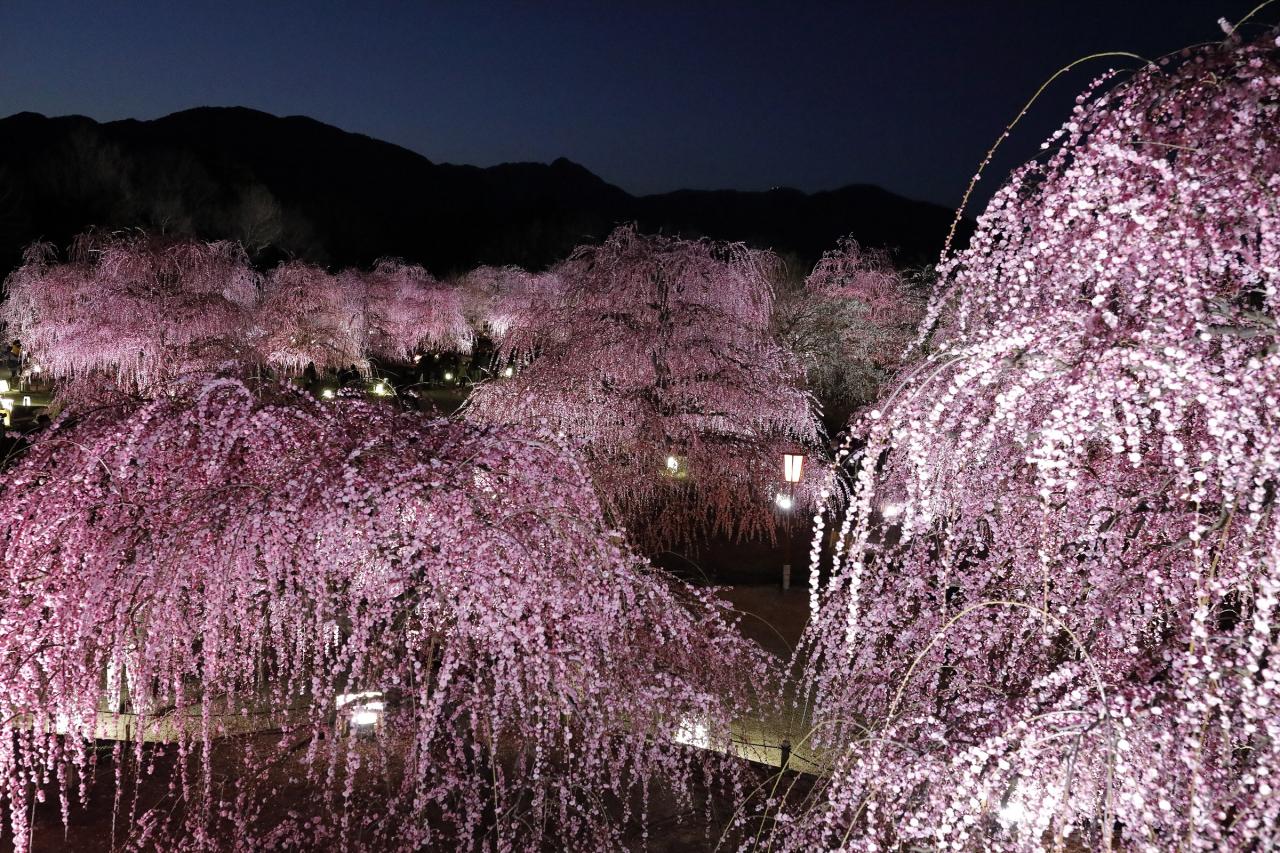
[772,239,926,422]
[1,233,259,395]
[1,234,473,385]
[350,259,472,362]
[772,27,1280,851]
[457,264,565,357]
[0,235,769,850]
[466,226,823,552]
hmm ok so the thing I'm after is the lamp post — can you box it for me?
[780,452,804,591]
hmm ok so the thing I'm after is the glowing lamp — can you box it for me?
[21,396,30,407]
[674,714,710,750]
[321,388,335,399]
[502,366,514,378]
[774,493,794,511]
[783,453,804,484]
[443,372,454,382]
[666,455,679,472]
[0,399,11,411]
[882,502,904,519]
[0,379,8,393]
[373,382,388,396]
[336,691,385,728]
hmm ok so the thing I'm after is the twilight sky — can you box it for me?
[0,1,1266,209]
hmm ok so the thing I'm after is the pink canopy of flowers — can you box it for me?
[1,235,473,391]
[778,29,1280,851]
[466,226,825,551]
[0,384,769,851]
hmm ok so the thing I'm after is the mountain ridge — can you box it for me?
[0,107,967,276]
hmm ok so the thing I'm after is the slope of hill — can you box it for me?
[0,107,965,275]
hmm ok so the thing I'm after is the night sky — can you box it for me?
[0,1,1266,209]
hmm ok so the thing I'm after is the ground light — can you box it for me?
[373,381,390,396]
[882,502,903,519]
[502,366,514,378]
[0,380,8,393]
[443,372,454,382]
[321,388,335,399]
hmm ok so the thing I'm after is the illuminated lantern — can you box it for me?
[783,453,804,484]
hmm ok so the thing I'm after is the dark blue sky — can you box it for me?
[0,2,1266,209]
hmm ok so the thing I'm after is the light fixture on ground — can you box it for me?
[882,502,904,519]
[372,382,390,396]
[0,380,8,393]
[321,388,335,399]
[502,366,514,378]
[21,396,30,407]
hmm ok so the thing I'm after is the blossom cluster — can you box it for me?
[0,233,470,395]
[0,379,768,850]
[779,29,1280,851]
[465,225,825,551]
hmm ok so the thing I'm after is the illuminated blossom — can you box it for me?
[466,226,825,551]
[778,30,1280,851]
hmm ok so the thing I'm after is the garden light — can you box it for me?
[0,380,8,393]
[443,372,454,382]
[21,396,30,407]
[783,453,804,484]
[775,493,794,511]
[321,388,335,399]
[336,691,385,728]
[502,366,514,378]
[882,503,903,519]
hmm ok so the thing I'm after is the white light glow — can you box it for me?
[21,396,30,407]
[674,715,710,749]
[0,399,12,411]
[373,382,388,395]
[337,691,385,728]
[882,503,904,519]
[443,372,454,382]
[666,455,680,473]
[351,709,380,727]
[775,493,794,510]
[502,366,514,378]
[321,388,335,399]
[783,453,804,484]
[0,380,8,393]
[999,800,1028,826]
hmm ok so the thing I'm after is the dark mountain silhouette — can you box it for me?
[0,107,966,276]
